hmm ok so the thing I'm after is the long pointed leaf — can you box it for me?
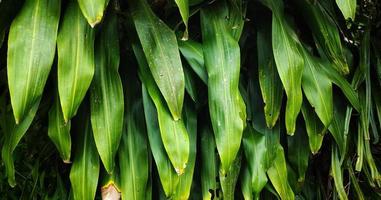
[90,11,124,173]
[69,105,100,200]
[7,0,60,123]
[48,92,71,163]
[58,1,95,122]
[128,0,185,120]
[201,0,246,173]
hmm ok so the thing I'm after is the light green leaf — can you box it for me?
[267,145,295,200]
[335,0,356,20]
[301,102,326,154]
[132,35,190,175]
[142,86,179,198]
[201,0,246,173]
[174,0,189,40]
[7,0,60,123]
[90,11,124,173]
[58,1,95,122]
[301,49,333,128]
[77,0,109,27]
[128,0,185,120]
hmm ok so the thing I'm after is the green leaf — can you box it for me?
[90,11,124,173]
[220,154,241,200]
[267,0,304,134]
[240,165,254,200]
[294,0,349,74]
[132,35,190,175]
[174,0,189,40]
[301,49,333,128]
[174,100,197,199]
[200,124,221,200]
[128,0,185,120]
[331,144,348,200]
[7,0,60,123]
[178,39,207,84]
[257,17,283,128]
[119,92,149,200]
[328,97,348,158]
[335,0,356,20]
[267,145,295,200]
[48,92,71,163]
[69,105,100,200]
[200,0,246,173]
[287,124,310,183]
[142,86,179,197]
[58,1,95,122]
[301,102,326,154]
[1,98,40,187]
[320,63,360,112]
[77,0,109,27]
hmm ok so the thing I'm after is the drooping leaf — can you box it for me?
[142,86,179,198]
[58,1,95,122]
[48,92,71,163]
[174,99,197,199]
[178,39,207,84]
[132,35,190,175]
[301,49,333,128]
[1,98,40,187]
[69,105,100,200]
[262,0,304,134]
[331,144,348,200]
[90,11,124,173]
[257,16,283,128]
[77,0,109,27]
[240,165,254,200]
[293,0,349,74]
[119,93,149,200]
[267,145,295,200]
[320,64,360,112]
[200,124,221,200]
[287,124,310,183]
[301,102,326,154]
[200,0,246,173]
[7,0,60,123]
[128,0,185,120]
[335,0,356,20]
[220,154,241,200]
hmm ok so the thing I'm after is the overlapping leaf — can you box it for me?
[90,11,124,173]
[128,0,185,121]
[200,0,246,173]
[58,1,95,122]
[7,0,60,123]
[69,105,100,200]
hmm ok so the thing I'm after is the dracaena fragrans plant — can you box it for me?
[0,0,381,199]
